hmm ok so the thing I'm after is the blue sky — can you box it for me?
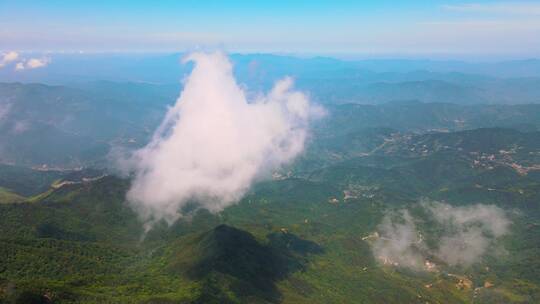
[1,1,539,57]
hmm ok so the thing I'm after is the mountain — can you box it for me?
[0,82,177,168]
[3,54,540,106]
[167,224,322,303]
[3,54,540,83]
[361,80,486,104]
[2,67,540,303]
[322,103,540,135]
[2,79,540,168]
[1,126,540,303]
[0,164,65,197]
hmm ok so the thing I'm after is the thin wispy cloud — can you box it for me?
[0,104,11,121]
[371,200,511,271]
[443,2,540,15]
[412,18,540,54]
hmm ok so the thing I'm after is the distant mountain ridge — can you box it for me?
[2,80,540,167]
[2,54,540,106]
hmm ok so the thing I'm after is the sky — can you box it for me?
[1,0,539,58]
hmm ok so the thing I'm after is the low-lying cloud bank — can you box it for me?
[371,200,511,270]
[15,57,51,70]
[124,52,322,226]
[0,51,51,70]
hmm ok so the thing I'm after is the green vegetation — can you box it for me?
[0,187,24,204]
[1,110,540,302]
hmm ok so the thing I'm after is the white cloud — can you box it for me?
[372,210,426,269]
[14,62,25,71]
[443,2,540,15]
[26,57,50,69]
[12,121,30,134]
[424,201,510,266]
[371,201,511,270]
[14,57,51,71]
[0,51,19,68]
[123,52,322,226]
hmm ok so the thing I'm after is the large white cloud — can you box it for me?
[125,52,322,226]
